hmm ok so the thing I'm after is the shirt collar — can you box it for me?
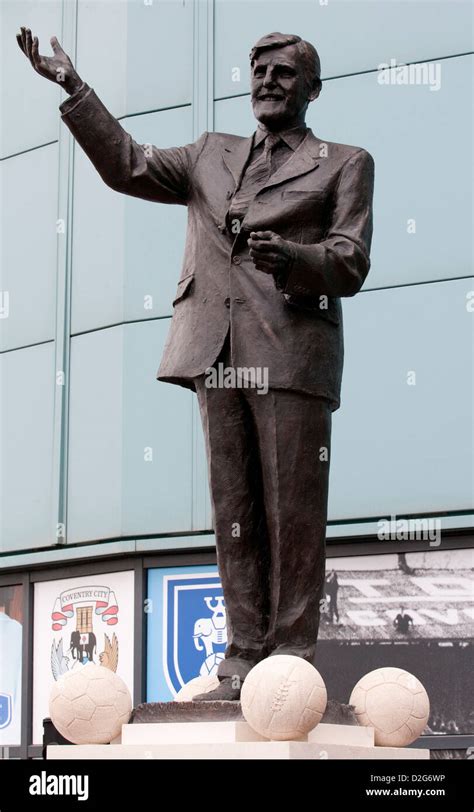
[254,123,308,151]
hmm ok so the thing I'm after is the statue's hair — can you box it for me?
[249,32,322,92]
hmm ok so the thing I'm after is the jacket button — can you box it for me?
[224,297,230,308]
[232,256,241,265]
[226,191,232,199]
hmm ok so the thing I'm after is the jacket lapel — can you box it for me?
[222,135,254,190]
[221,129,322,197]
[259,129,321,192]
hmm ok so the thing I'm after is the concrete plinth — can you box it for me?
[120,720,374,747]
[47,740,429,760]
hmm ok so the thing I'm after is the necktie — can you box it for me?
[262,132,281,172]
[227,134,281,226]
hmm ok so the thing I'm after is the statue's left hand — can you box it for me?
[247,231,295,275]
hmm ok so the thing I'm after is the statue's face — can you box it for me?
[251,44,317,130]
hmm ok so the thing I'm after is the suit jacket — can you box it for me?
[60,85,375,411]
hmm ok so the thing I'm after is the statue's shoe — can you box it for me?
[192,678,241,702]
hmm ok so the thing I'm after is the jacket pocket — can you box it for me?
[172,272,195,307]
[283,293,340,325]
[281,190,326,201]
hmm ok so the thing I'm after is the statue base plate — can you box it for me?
[130,699,358,725]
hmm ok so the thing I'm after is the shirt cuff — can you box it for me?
[59,83,91,116]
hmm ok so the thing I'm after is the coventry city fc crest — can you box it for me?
[49,584,121,679]
[163,572,227,695]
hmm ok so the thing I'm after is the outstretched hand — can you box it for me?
[16,27,83,94]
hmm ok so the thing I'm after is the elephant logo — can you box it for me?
[193,597,227,677]
[161,570,225,695]
[70,629,97,663]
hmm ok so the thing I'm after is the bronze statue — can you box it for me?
[17,28,374,701]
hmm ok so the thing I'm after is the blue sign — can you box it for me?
[147,566,227,701]
[0,693,12,730]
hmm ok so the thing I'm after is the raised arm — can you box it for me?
[16,28,205,205]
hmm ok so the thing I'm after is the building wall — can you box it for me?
[1,0,473,559]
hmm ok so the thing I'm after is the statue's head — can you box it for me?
[250,32,322,131]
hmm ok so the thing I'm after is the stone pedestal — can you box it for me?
[121,719,374,746]
[47,737,428,760]
[46,701,429,760]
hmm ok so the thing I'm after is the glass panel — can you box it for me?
[126,0,193,114]
[67,328,124,542]
[0,343,55,552]
[122,319,194,535]
[0,144,58,351]
[0,0,62,157]
[68,319,194,541]
[329,278,473,519]
[75,0,193,119]
[76,0,128,118]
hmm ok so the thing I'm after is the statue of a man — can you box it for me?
[17,28,374,701]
